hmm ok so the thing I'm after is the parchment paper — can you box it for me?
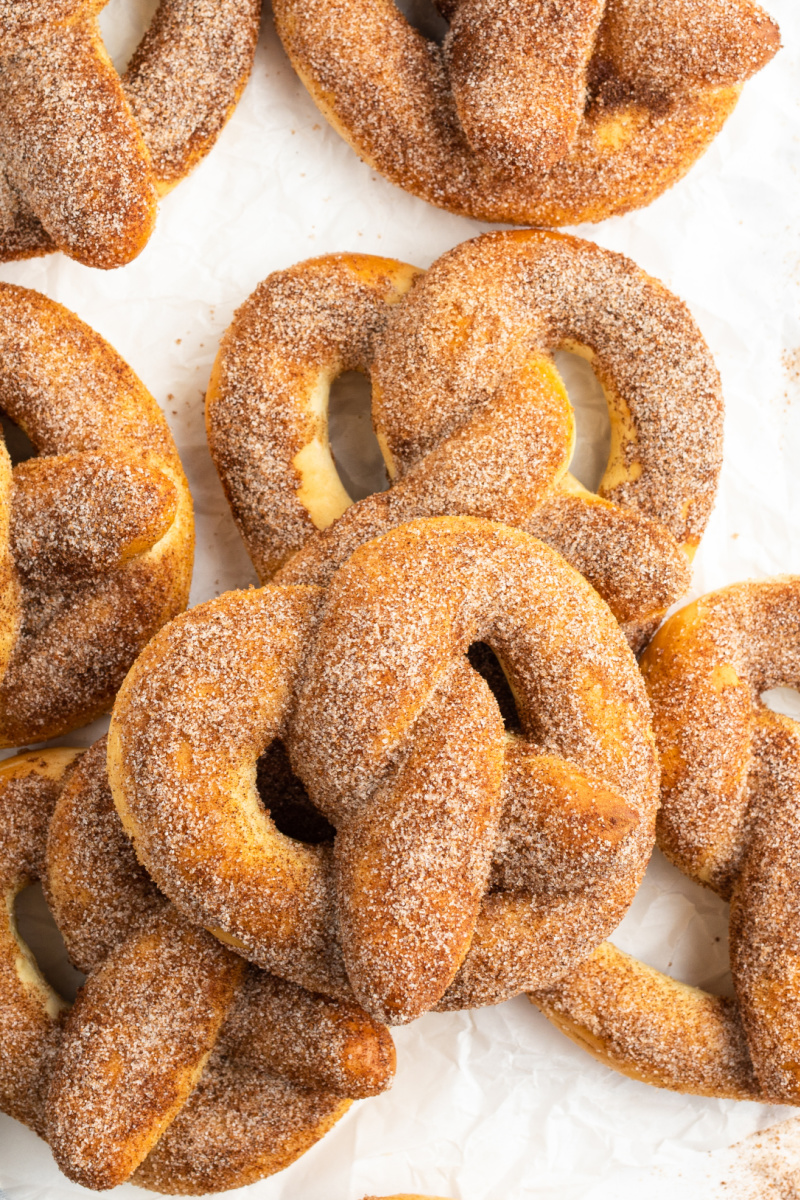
[1,1,799,1196]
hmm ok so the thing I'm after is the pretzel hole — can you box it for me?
[468,643,521,733]
[553,349,611,494]
[256,739,335,844]
[14,881,85,1003]
[395,0,449,42]
[1,413,37,465]
[99,0,161,73]
[611,849,734,995]
[762,687,800,721]
[328,371,389,502]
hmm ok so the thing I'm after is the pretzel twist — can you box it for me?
[109,516,659,1025]
[0,0,261,268]
[0,744,394,1193]
[0,284,194,746]
[207,231,723,649]
[272,0,779,225]
[531,579,800,1105]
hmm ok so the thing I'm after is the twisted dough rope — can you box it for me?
[0,0,261,268]
[0,283,194,746]
[0,743,394,1193]
[531,578,800,1105]
[207,231,723,649]
[273,0,779,226]
[109,516,659,1025]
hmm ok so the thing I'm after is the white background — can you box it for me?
[1,1,799,1196]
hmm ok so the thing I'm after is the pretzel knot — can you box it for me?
[0,283,194,746]
[110,516,659,1026]
[532,578,800,1105]
[0,0,261,268]
[0,744,394,1193]
[207,230,724,650]
[273,0,780,225]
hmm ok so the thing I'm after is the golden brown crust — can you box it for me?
[208,234,722,646]
[533,578,800,1106]
[46,907,246,1190]
[531,941,763,1100]
[0,750,80,1134]
[0,0,260,267]
[123,0,262,191]
[109,516,659,1024]
[272,0,779,225]
[0,283,194,746]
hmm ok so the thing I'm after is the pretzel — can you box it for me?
[0,742,395,1193]
[272,0,779,226]
[207,231,723,649]
[109,516,659,1025]
[0,283,194,746]
[0,0,260,268]
[531,578,800,1105]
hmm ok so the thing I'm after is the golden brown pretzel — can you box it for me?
[272,0,779,225]
[0,283,194,745]
[0,743,395,1193]
[109,516,659,1025]
[0,0,261,268]
[207,231,723,648]
[531,578,800,1105]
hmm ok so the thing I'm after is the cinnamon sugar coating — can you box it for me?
[0,283,194,745]
[109,516,659,1024]
[0,0,260,268]
[272,0,779,225]
[208,233,722,648]
[0,744,394,1192]
[532,578,800,1105]
[0,750,79,1134]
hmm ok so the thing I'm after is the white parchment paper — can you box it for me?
[1,1,799,1196]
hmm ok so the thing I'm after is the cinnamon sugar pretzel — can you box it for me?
[531,578,800,1105]
[109,517,659,1025]
[0,743,394,1193]
[0,284,194,745]
[207,231,723,649]
[0,0,261,268]
[272,0,779,225]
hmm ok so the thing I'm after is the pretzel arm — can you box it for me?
[11,453,178,583]
[219,969,395,1097]
[526,488,690,648]
[493,745,638,893]
[122,0,262,189]
[0,21,157,268]
[445,0,605,171]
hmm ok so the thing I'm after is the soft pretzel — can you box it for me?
[0,283,194,745]
[109,516,659,1025]
[207,231,723,649]
[0,0,260,268]
[0,742,395,1193]
[272,0,779,226]
[531,578,800,1105]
